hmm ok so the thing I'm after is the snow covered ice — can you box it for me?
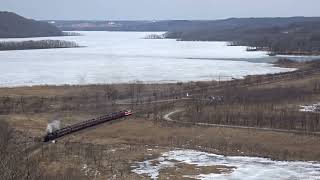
[0,31,295,87]
[132,150,320,180]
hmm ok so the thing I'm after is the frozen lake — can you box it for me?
[0,31,294,87]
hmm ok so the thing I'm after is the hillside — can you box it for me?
[47,20,198,32]
[164,17,320,41]
[51,17,320,55]
[163,17,320,55]
[52,17,320,33]
[0,11,63,38]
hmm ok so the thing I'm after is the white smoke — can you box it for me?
[46,120,61,133]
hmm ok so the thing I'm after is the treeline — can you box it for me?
[62,32,82,36]
[0,40,80,51]
[185,103,320,132]
[53,20,198,32]
[182,79,320,132]
[163,17,320,55]
[228,22,320,55]
[144,34,164,39]
[54,17,320,33]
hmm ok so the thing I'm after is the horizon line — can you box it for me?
[40,16,320,22]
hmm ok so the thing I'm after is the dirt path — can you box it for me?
[163,109,320,136]
[163,109,184,122]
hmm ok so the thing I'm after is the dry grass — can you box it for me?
[0,83,186,97]
[37,142,165,179]
[1,61,320,179]
[6,112,318,161]
[158,163,235,179]
[2,107,320,179]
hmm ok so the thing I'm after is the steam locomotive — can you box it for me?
[43,110,133,142]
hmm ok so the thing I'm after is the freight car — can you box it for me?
[43,110,133,142]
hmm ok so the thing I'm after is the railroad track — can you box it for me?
[20,68,320,158]
[115,68,320,104]
[185,68,320,95]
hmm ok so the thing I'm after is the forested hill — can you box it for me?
[0,12,63,38]
[52,17,320,55]
[53,17,320,33]
[162,17,320,55]
[163,17,320,41]
[49,20,198,32]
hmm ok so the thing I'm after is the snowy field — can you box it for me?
[132,150,320,180]
[0,31,295,86]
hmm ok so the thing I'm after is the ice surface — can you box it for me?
[132,150,320,180]
[300,103,320,112]
[0,31,295,87]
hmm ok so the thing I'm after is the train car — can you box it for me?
[43,110,133,142]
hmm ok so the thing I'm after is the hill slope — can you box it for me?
[0,12,63,38]
[161,17,320,55]
[52,17,320,33]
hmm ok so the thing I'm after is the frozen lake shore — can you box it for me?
[0,31,295,87]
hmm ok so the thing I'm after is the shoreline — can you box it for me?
[0,58,299,89]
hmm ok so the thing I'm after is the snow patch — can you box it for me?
[132,149,320,180]
[300,103,320,112]
[81,164,101,177]
[132,160,175,179]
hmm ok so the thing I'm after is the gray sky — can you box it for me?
[1,0,319,20]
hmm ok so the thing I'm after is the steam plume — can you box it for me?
[46,120,61,133]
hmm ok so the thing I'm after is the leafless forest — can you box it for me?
[0,40,79,51]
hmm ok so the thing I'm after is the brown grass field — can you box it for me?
[1,60,320,179]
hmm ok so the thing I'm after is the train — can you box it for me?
[43,110,133,142]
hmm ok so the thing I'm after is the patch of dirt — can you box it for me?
[159,162,235,179]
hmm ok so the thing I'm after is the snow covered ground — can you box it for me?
[132,150,320,180]
[300,103,320,112]
[0,31,295,87]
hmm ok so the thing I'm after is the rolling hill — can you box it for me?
[0,11,63,38]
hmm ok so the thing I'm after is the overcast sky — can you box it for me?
[1,0,319,20]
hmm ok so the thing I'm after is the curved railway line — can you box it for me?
[22,66,320,159]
